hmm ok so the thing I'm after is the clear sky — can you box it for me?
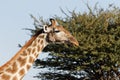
[0,0,120,80]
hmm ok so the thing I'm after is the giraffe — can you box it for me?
[0,18,79,80]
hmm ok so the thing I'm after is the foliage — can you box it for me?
[30,4,120,80]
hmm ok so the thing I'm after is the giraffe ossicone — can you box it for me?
[0,18,79,80]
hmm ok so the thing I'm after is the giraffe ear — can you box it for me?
[43,25,50,32]
[50,18,57,27]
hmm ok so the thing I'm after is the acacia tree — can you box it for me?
[28,5,120,80]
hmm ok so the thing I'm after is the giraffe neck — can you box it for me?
[0,33,48,80]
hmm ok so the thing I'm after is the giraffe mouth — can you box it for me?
[50,39,79,47]
[53,40,74,46]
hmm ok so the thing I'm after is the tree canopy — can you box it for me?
[28,4,120,80]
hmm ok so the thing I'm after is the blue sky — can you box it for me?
[0,0,120,80]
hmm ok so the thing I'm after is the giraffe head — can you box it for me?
[43,19,79,46]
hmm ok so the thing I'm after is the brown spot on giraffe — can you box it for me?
[26,64,31,71]
[20,51,27,56]
[40,40,43,44]
[27,47,32,55]
[29,56,34,63]
[32,47,36,54]
[37,45,41,52]
[32,41,37,47]
[19,69,25,76]
[17,57,27,67]
[38,39,40,43]
[12,76,18,80]
[1,74,10,80]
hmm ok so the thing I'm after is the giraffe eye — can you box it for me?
[53,28,60,33]
[54,30,60,33]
